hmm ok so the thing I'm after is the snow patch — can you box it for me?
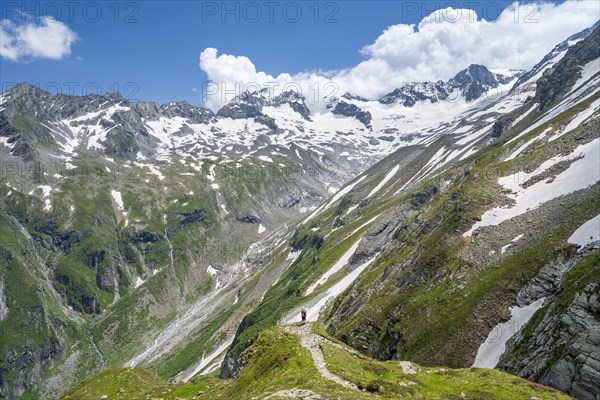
[473,298,546,368]
[464,139,600,237]
[286,253,379,324]
[548,98,599,143]
[568,214,600,250]
[367,165,400,198]
[134,276,145,288]
[111,190,124,210]
[572,58,600,92]
[181,337,234,382]
[302,175,367,225]
[305,239,361,295]
[512,234,524,242]
[258,155,273,163]
[206,265,218,276]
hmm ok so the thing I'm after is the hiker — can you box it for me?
[301,307,307,323]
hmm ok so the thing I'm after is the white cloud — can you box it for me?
[0,17,78,61]
[199,1,599,111]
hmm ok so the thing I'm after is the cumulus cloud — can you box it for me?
[0,17,78,61]
[199,1,600,111]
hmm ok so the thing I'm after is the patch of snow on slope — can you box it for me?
[508,75,600,145]
[258,155,273,163]
[286,254,379,324]
[367,165,400,198]
[473,297,546,368]
[206,164,216,182]
[568,214,600,250]
[302,175,367,225]
[134,277,145,288]
[111,190,124,210]
[571,58,600,92]
[0,136,14,149]
[505,127,552,161]
[464,138,600,237]
[146,164,166,180]
[206,265,218,276]
[305,239,361,295]
[548,98,599,142]
[510,103,538,127]
[181,337,234,382]
[38,185,52,197]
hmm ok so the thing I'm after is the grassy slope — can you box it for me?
[324,94,600,367]
[0,150,322,397]
[62,324,572,400]
[220,93,600,372]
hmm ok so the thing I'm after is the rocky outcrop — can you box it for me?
[451,64,513,102]
[236,214,262,224]
[332,102,372,128]
[127,230,162,244]
[499,246,600,400]
[176,208,211,225]
[0,338,65,399]
[96,262,116,293]
[535,25,600,110]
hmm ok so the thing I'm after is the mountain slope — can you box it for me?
[62,323,572,400]
[216,25,600,400]
[0,61,527,398]
[0,23,598,400]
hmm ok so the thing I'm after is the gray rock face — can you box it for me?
[96,264,116,293]
[341,92,368,102]
[379,64,516,106]
[236,214,262,224]
[379,81,451,106]
[217,91,264,119]
[216,88,311,126]
[272,90,312,121]
[0,83,152,160]
[450,64,513,102]
[534,25,600,110]
[0,338,65,399]
[332,102,372,128]
[499,246,600,400]
[511,20,599,94]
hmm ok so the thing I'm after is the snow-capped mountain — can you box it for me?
[379,64,518,106]
[0,22,598,400]
[219,24,600,400]
[0,63,526,192]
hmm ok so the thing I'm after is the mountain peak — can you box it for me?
[450,64,514,101]
[378,64,515,106]
[217,88,311,121]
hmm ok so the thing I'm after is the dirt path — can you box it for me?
[285,324,359,391]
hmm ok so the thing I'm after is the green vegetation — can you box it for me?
[63,324,572,399]
[321,99,600,368]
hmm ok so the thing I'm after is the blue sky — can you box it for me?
[0,0,594,108]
